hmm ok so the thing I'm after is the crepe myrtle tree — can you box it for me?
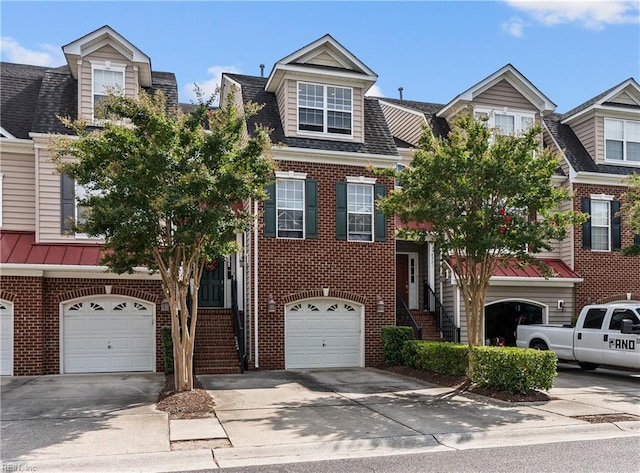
[52,87,275,391]
[377,110,585,375]
[621,173,640,256]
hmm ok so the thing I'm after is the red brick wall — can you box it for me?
[1,275,170,375]
[1,277,44,375]
[252,161,396,369]
[573,183,640,311]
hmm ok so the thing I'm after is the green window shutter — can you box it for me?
[374,183,387,242]
[263,182,276,238]
[336,182,347,240]
[305,179,318,239]
[612,200,622,251]
[61,174,75,234]
[581,197,591,249]
[634,234,640,246]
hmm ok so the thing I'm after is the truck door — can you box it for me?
[573,308,606,365]
[603,309,640,369]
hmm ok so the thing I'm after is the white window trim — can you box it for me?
[91,61,126,120]
[347,182,374,242]
[276,179,305,240]
[297,81,353,138]
[474,106,536,135]
[604,117,640,166]
[275,171,307,180]
[590,198,611,252]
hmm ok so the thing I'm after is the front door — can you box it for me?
[198,259,225,308]
[396,254,409,307]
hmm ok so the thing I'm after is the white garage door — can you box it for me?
[63,298,154,373]
[0,301,13,376]
[285,299,363,369]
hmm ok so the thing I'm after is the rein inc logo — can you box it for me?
[608,338,636,351]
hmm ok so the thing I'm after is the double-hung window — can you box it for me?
[336,178,386,242]
[605,118,640,163]
[276,179,305,238]
[582,196,622,252]
[298,82,352,135]
[347,184,373,241]
[92,62,125,118]
[263,172,318,239]
[475,108,535,136]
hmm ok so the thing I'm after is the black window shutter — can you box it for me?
[336,182,347,240]
[634,234,640,246]
[374,183,387,242]
[612,200,622,251]
[263,183,276,238]
[581,197,591,249]
[305,179,318,239]
[61,174,75,234]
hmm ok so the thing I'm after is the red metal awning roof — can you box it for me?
[394,215,433,232]
[492,258,581,279]
[1,231,104,266]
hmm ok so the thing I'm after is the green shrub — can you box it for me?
[381,326,415,365]
[470,346,557,394]
[402,340,467,376]
[161,326,174,374]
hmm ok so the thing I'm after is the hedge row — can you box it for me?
[382,326,557,394]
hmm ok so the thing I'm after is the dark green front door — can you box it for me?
[198,260,225,308]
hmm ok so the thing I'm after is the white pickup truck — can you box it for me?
[516,303,640,370]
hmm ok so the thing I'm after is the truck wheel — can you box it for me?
[578,362,599,371]
[530,340,548,351]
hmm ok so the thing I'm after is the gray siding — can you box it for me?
[474,79,538,112]
[0,150,36,230]
[571,117,597,161]
[379,102,425,146]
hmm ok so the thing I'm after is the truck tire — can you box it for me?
[578,362,599,371]
[530,340,548,351]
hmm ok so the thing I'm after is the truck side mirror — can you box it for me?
[620,319,633,334]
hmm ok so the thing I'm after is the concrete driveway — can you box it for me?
[200,364,640,466]
[1,373,168,462]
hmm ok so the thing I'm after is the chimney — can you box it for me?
[398,87,404,101]
[260,64,265,77]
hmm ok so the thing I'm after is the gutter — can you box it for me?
[253,199,259,369]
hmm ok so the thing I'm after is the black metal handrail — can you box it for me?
[230,279,246,373]
[396,295,423,340]
[424,281,460,343]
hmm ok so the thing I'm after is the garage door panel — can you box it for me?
[285,300,362,369]
[63,299,154,374]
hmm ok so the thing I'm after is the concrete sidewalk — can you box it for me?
[1,364,639,472]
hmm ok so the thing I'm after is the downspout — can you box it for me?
[253,199,259,368]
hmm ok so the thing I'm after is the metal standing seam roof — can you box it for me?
[0,231,104,266]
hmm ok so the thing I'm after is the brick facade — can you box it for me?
[250,161,396,369]
[573,183,640,312]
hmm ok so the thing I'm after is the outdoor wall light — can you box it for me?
[160,299,170,312]
[376,295,385,313]
[267,294,276,313]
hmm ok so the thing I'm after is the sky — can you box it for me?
[1,1,639,113]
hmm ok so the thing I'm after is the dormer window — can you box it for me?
[298,82,352,135]
[92,62,125,118]
[605,118,640,163]
[475,108,534,136]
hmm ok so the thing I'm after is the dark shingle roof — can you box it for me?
[1,63,48,138]
[225,73,398,157]
[377,97,451,139]
[1,62,178,138]
[562,78,635,119]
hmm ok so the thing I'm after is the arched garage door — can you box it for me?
[0,301,13,376]
[62,297,155,373]
[285,299,363,369]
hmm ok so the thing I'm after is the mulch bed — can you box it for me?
[156,374,216,420]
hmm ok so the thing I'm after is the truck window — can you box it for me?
[583,308,607,329]
[609,310,640,330]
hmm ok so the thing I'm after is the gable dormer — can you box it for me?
[62,25,152,121]
[561,78,640,167]
[437,64,556,134]
[265,34,378,143]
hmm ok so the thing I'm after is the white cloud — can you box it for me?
[505,0,640,30]
[0,37,63,66]
[364,84,384,97]
[183,65,240,104]
[502,16,525,37]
